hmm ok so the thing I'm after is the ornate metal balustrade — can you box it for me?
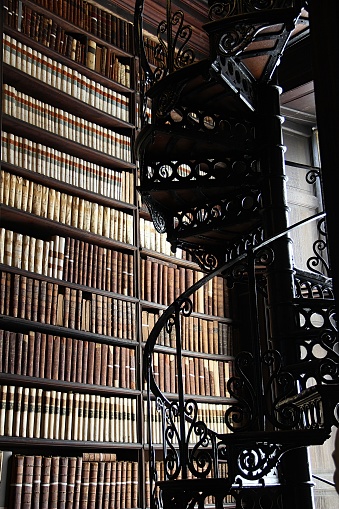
[143,223,338,508]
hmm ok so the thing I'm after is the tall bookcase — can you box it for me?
[0,1,235,508]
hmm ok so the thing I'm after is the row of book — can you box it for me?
[8,454,138,509]
[0,271,137,339]
[1,132,135,202]
[1,171,134,243]
[86,41,131,88]
[4,0,134,53]
[140,217,185,258]
[1,329,136,389]
[142,309,232,355]
[144,400,231,445]
[140,257,229,316]
[1,230,135,295]
[149,351,231,397]
[4,85,132,157]
[5,1,132,87]
[3,35,131,118]
[0,385,138,442]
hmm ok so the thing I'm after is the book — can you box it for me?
[9,454,25,508]
[65,456,77,509]
[79,461,90,507]
[58,456,68,508]
[96,460,105,509]
[40,456,52,509]
[103,461,112,509]
[32,455,42,507]
[88,461,99,508]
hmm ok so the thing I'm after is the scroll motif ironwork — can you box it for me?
[306,217,330,278]
[218,23,267,57]
[208,0,305,21]
[141,194,167,234]
[235,443,281,480]
[225,352,257,431]
[154,9,195,80]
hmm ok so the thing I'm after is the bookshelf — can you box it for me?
[1,1,235,508]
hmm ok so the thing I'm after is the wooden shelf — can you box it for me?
[0,372,141,397]
[3,63,134,130]
[1,162,136,210]
[0,315,138,348]
[2,114,134,170]
[0,263,138,299]
[0,205,137,250]
[4,24,134,93]
[0,436,143,453]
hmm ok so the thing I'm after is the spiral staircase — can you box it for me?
[134,1,339,507]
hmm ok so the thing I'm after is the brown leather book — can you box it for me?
[32,455,42,506]
[65,456,77,509]
[58,456,68,508]
[8,454,24,508]
[48,456,60,508]
[120,461,127,509]
[58,336,66,381]
[103,461,112,509]
[70,338,78,383]
[82,341,89,384]
[113,346,120,388]
[45,334,54,379]
[88,461,98,509]
[52,335,61,380]
[40,455,52,509]
[100,343,108,386]
[94,343,102,385]
[109,461,117,508]
[30,332,42,377]
[79,460,90,508]
[25,276,33,320]
[27,329,35,377]
[87,341,95,385]
[115,461,122,509]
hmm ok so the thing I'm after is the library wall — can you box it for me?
[0,1,235,508]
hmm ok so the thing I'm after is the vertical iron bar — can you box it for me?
[247,249,265,430]
[166,0,173,73]
[146,352,156,509]
[174,301,187,479]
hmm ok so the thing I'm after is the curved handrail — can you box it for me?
[143,210,328,409]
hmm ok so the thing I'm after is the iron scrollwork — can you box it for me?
[218,23,263,57]
[225,352,257,431]
[163,399,217,481]
[306,217,330,278]
[155,10,195,79]
[209,0,300,21]
[236,443,281,480]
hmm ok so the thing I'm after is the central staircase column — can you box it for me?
[257,78,314,508]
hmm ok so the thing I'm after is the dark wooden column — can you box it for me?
[308,0,339,320]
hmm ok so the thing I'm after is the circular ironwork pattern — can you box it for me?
[156,106,256,142]
[148,157,259,187]
[173,189,262,233]
[237,444,280,480]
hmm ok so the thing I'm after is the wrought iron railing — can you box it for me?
[143,213,338,508]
